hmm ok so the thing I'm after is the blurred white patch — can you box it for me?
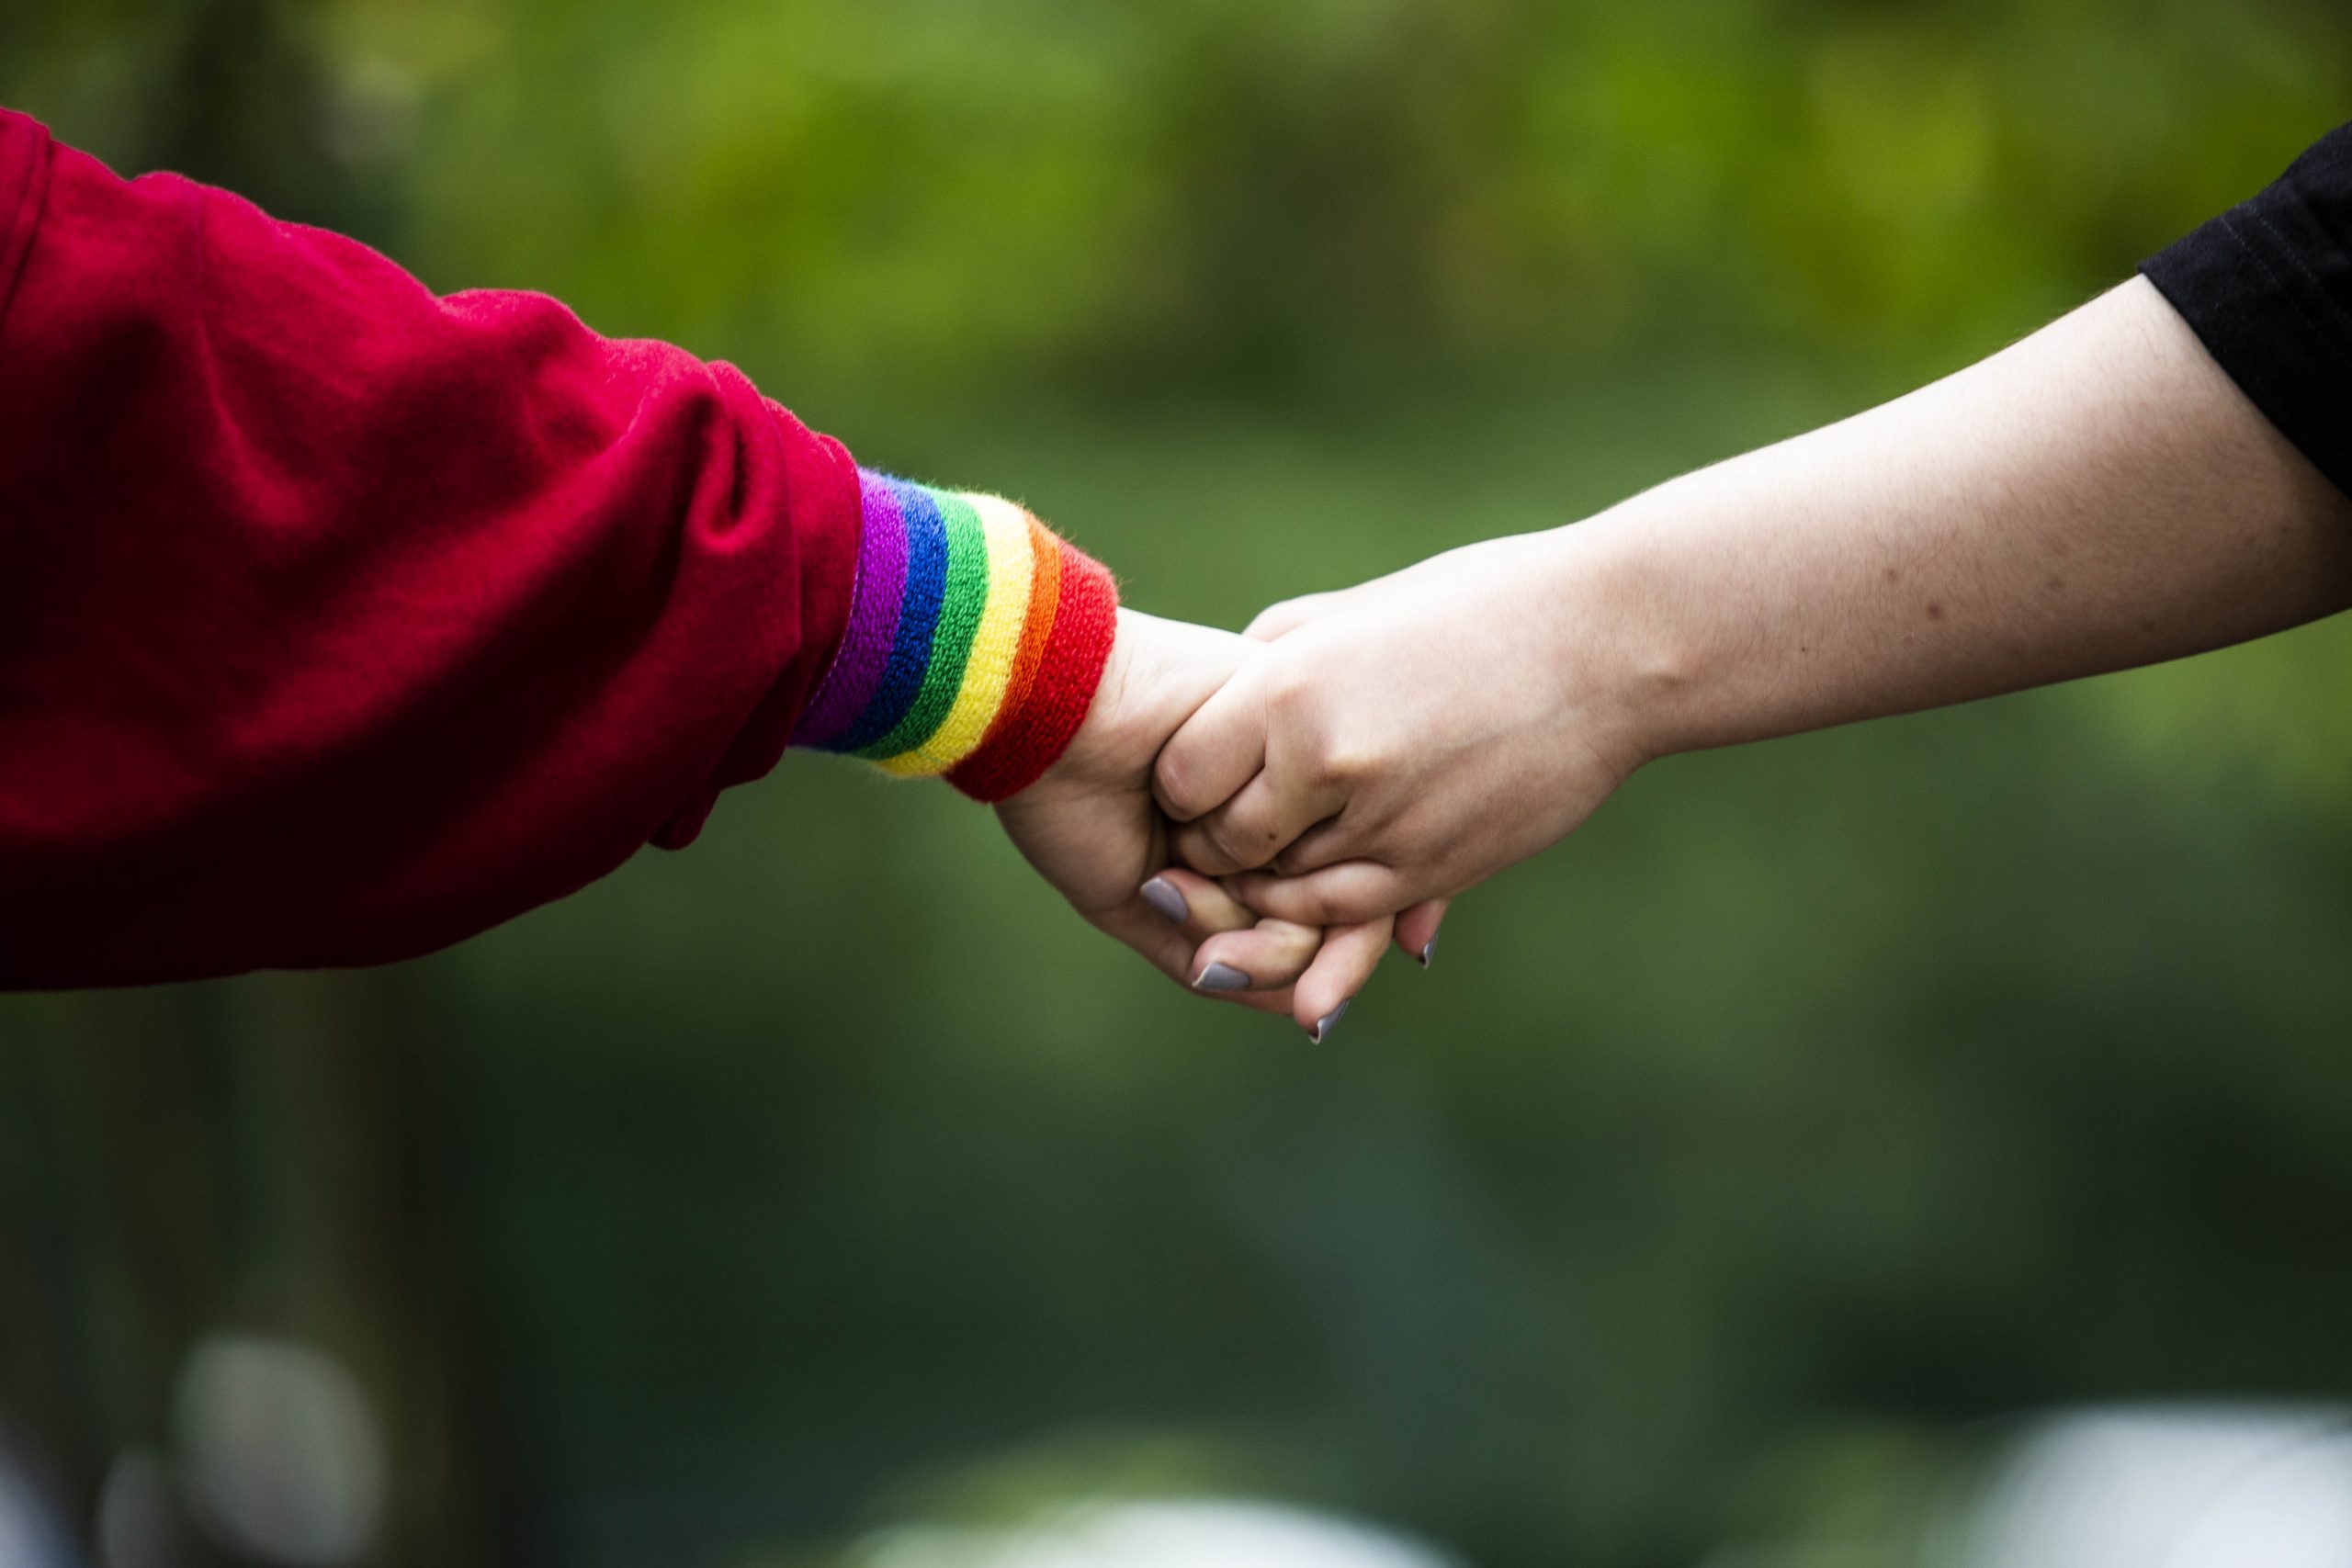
[1948,1404,2352,1568]
[172,1336,385,1568]
[857,1499,1454,1568]
[0,1442,75,1568]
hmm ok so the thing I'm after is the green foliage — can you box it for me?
[10,0,2348,389]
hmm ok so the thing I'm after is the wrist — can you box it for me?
[1034,609,1229,791]
[1529,500,1730,770]
[790,469,1117,800]
[1023,607,1139,792]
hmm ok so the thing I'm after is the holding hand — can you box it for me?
[1154,277,2352,952]
[997,609,1405,1037]
[1154,531,1646,928]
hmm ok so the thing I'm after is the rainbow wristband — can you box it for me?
[791,470,1119,802]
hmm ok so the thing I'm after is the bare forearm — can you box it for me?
[1567,277,2352,761]
[1162,276,2352,933]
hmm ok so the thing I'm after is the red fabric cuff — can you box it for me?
[945,536,1118,803]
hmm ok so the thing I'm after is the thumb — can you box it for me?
[1244,590,1353,641]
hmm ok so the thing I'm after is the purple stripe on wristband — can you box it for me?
[790,471,912,749]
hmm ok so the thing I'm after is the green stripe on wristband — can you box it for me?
[855,489,990,761]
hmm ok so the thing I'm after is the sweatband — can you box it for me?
[791,470,1119,801]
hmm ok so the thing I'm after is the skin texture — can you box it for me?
[1158,277,2352,934]
[995,610,1398,1034]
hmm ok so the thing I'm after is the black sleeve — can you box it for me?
[2142,123,2352,500]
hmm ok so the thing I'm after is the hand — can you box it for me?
[995,609,1399,1036]
[1152,530,1649,926]
[1167,277,2352,940]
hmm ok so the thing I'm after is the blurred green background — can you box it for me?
[6,1,2352,1564]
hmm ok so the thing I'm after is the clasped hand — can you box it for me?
[998,528,1650,1038]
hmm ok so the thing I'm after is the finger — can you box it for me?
[1096,895,1212,982]
[1196,975,1295,1017]
[1244,590,1351,641]
[1098,899,1295,1017]
[1153,669,1268,823]
[1227,860,1424,927]
[1170,769,1342,878]
[1190,919,1322,994]
[1203,982,1296,1018]
[1395,897,1450,967]
[1267,807,1374,877]
[1292,917,1394,1039]
[1138,867,1329,1002]
[1139,867,1262,939]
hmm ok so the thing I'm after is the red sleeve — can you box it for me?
[0,109,861,988]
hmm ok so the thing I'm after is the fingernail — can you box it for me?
[1140,876,1188,924]
[1310,999,1351,1043]
[1419,932,1440,968]
[1194,961,1250,992]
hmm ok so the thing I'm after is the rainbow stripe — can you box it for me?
[792,470,1118,801]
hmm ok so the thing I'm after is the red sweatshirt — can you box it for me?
[0,110,888,987]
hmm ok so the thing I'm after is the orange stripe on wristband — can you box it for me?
[959,515,1061,761]
[946,536,1117,802]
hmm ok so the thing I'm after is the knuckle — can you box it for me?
[1247,595,1317,639]
[1244,877,1317,924]
[1304,744,1372,791]
[1203,818,1275,873]
[1261,660,1319,718]
[1290,895,1338,927]
[1172,824,1228,874]
[1246,599,1295,634]
[1153,750,1210,820]
[1271,836,1334,877]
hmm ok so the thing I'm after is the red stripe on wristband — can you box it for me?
[946,536,1117,802]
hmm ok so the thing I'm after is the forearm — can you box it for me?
[0,109,870,985]
[0,105,1131,988]
[1566,277,2352,761]
[1183,133,2352,935]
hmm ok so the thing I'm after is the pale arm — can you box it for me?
[1591,276,2352,760]
[1165,279,2352,927]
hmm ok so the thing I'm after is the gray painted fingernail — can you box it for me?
[1194,961,1250,992]
[1141,876,1188,924]
[1311,999,1351,1043]
[1419,932,1440,968]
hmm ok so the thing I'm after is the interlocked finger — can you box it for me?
[1189,919,1324,995]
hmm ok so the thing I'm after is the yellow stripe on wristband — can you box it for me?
[876,492,1038,775]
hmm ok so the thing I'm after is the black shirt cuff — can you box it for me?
[2142,122,2352,502]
